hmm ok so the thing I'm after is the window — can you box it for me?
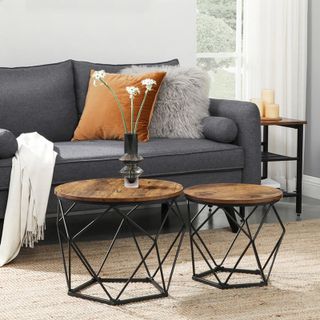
[197,0,243,99]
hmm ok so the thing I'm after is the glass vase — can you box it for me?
[119,133,143,188]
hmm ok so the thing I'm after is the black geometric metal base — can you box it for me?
[56,199,185,305]
[68,277,168,305]
[187,202,285,289]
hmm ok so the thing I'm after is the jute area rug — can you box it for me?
[1,219,320,320]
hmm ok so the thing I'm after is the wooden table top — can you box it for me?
[55,178,184,204]
[261,117,307,126]
[184,183,283,206]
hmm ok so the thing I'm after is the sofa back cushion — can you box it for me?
[73,71,166,142]
[0,60,78,142]
[72,59,179,114]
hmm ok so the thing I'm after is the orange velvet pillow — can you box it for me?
[73,71,166,142]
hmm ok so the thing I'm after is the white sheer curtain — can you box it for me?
[243,0,308,191]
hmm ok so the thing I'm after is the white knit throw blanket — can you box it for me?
[0,133,57,266]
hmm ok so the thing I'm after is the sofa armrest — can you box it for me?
[209,98,261,184]
[0,129,18,159]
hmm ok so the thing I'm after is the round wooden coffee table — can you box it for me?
[184,183,285,289]
[55,178,185,305]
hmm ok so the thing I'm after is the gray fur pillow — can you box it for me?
[120,66,210,138]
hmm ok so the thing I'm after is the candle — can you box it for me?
[261,89,275,105]
[250,98,264,117]
[265,103,280,119]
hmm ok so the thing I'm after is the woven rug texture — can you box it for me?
[1,219,320,319]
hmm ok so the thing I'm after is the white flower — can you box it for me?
[126,86,140,98]
[142,78,156,91]
[92,70,106,86]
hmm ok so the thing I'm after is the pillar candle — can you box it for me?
[250,98,264,117]
[265,103,280,119]
[261,89,275,105]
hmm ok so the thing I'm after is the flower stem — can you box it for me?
[134,90,149,133]
[100,78,128,133]
[130,96,134,133]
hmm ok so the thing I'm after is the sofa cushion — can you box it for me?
[0,60,78,142]
[55,138,244,186]
[73,71,166,142]
[121,66,210,139]
[72,59,179,114]
[0,129,18,159]
[0,138,244,190]
[0,158,12,190]
[202,116,238,143]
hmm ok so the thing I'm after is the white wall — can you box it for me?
[0,0,196,67]
[305,0,320,178]
[303,0,320,199]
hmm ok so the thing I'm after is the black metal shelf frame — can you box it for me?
[261,152,297,162]
[261,124,304,216]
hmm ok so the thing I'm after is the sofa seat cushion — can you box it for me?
[0,60,78,142]
[0,138,244,190]
[53,138,244,185]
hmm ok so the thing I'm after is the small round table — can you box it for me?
[184,183,285,289]
[55,178,185,305]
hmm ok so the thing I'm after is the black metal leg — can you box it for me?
[296,125,303,216]
[224,207,239,233]
[56,199,185,305]
[187,202,285,289]
[262,126,269,179]
[187,201,196,276]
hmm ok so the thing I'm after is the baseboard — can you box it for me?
[303,175,320,199]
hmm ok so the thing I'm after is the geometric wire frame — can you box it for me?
[56,198,185,305]
[187,201,286,289]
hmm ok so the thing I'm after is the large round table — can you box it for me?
[55,178,185,305]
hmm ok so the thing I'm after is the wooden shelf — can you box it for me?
[261,117,307,126]
[282,190,297,198]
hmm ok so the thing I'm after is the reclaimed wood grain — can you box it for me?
[261,118,307,126]
[55,178,183,203]
[184,183,283,205]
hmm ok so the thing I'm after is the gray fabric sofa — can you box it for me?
[0,59,261,220]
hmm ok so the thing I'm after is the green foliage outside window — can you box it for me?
[197,0,237,30]
[197,14,235,53]
[197,0,238,99]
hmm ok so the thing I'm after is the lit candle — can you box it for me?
[265,103,280,119]
[250,98,264,117]
[261,89,275,105]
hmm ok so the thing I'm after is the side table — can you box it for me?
[55,178,185,305]
[261,118,307,216]
[185,183,285,289]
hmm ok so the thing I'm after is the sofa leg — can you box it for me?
[239,206,245,221]
[161,203,170,224]
[224,207,239,233]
